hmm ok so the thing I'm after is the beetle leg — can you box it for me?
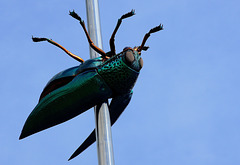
[109,9,135,57]
[32,37,84,63]
[69,10,106,57]
[137,24,164,53]
[69,91,133,160]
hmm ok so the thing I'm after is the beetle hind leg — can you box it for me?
[32,36,84,63]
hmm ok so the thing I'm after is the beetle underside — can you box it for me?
[20,9,163,160]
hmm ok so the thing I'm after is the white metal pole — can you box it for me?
[85,1,115,165]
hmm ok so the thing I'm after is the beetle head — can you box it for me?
[122,47,143,72]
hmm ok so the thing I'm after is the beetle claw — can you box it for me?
[69,10,82,22]
[131,9,136,15]
[149,24,164,34]
[32,36,48,42]
[142,46,149,51]
[121,9,136,19]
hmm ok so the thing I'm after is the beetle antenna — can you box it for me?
[32,36,84,63]
[137,24,163,52]
[109,9,135,57]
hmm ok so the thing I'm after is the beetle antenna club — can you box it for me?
[32,36,84,63]
[138,24,163,53]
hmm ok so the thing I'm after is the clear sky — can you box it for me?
[1,0,240,164]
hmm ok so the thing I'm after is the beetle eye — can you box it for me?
[139,57,143,68]
[125,51,134,64]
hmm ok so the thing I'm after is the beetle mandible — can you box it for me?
[19,10,163,160]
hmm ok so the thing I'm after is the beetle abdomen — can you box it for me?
[39,66,79,101]
[19,70,112,139]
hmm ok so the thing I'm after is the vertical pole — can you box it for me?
[85,1,115,165]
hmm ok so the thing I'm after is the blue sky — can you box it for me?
[1,0,240,164]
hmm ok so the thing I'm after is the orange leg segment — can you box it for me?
[32,37,84,63]
[69,10,106,57]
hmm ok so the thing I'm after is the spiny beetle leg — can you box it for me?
[138,23,163,52]
[109,9,136,57]
[32,37,48,42]
[32,36,84,63]
[121,9,135,19]
[69,10,106,57]
[149,24,164,34]
[69,10,85,28]
[69,10,82,22]
[142,46,149,51]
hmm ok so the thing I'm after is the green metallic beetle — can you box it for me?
[19,10,163,160]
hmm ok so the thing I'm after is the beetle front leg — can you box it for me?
[137,24,164,52]
[69,10,106,57]
[32,37,84,63]
[109,9,135,56]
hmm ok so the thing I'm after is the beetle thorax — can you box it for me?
[97,52,140,95]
